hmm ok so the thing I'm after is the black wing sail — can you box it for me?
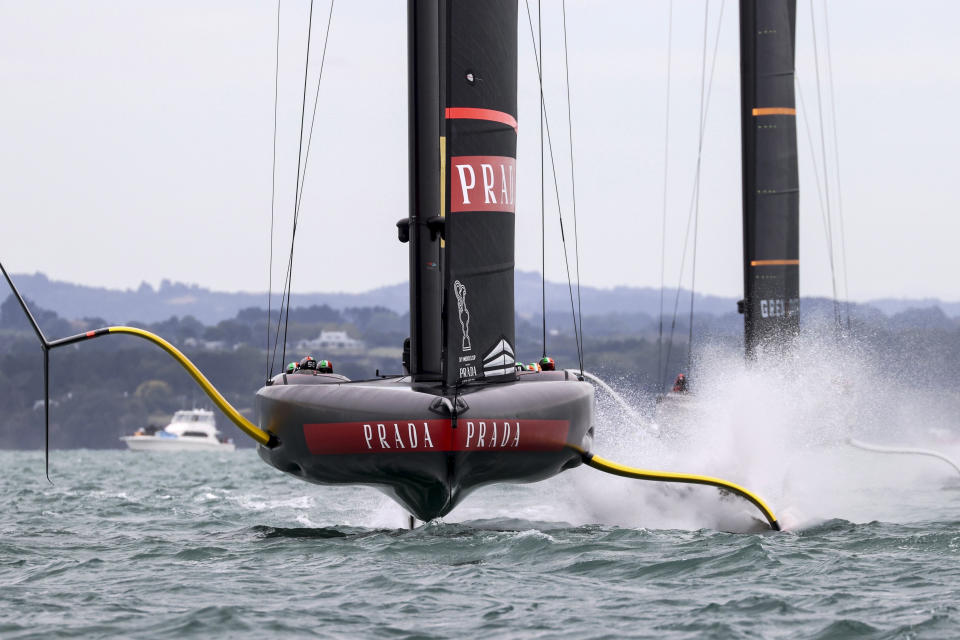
[442,0,519,386]
[739,0,800,358]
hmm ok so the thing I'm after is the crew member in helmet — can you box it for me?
[298,356,318,372]
[286,361,299,374]
[672,373,688,393]
[317,359,334,374]
[539,356,556,371]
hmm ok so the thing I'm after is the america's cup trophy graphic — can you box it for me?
[454,280,471,351]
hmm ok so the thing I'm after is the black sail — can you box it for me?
[442,0,519,386]
[738,0,800,358]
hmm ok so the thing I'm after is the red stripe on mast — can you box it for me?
[445,107,518,133]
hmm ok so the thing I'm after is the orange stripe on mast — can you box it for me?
[750,259,800,267]
[752,107,796,116]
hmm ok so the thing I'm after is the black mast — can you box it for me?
[738,0,800,359]
[406,0,444,382]
[441,0,519,387]
[404,0,518,388]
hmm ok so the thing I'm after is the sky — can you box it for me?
[1,1,958,302]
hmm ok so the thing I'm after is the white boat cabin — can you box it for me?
[164,409,218,438]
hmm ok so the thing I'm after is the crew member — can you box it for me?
[672,373,688,393]
[298,356,318,372]
[286,362,298,374]
[539,356,556,371]
[317,359,333,374]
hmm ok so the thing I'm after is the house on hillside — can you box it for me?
[296,330,365,355]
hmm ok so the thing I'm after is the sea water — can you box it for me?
[3,343,960,638]
[2,448,958,639]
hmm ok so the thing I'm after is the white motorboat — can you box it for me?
[121,409,236,452]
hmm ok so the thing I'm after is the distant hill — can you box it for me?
[864,297,960,318]
[0,274,957,451]
[4,272,408,325]
[5,271,959,325]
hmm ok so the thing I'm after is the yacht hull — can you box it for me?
[256,372,594,520]
[121,436,236,452]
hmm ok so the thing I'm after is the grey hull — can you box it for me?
[256,371,594,520]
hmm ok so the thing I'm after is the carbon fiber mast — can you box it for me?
[738,0,800,359]
[441,0,519,386]
[402,0,519,388]
[404,0,444,385]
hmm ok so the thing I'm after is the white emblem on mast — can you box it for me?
[454,280,471,352]
[482,338,515,377]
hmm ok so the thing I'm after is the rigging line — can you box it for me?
[662,0,709,389]
[293,0,337,214]
[795,75,836,305]
[688,0,725,371]
[270,223,295,373]
[560,0,584,376]
[794,73,833,272]
[661,0,723,390]
[822,0,851,330]
[523,0,584,372]
[660,191,697,388]
[276,0,335,373]
[657,0,674,388]
[269,35,303,374]
[268,26,309,377]
[275,0,316,370]
[773,0,840,335]
[525,0,583,369]
[685,186,701,373]
[808,0,841,330]
[283,0,334,316]
[539,0,546,359]
[687,0,722,371]
[267,0,281,380]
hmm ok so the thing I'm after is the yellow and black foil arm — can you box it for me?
[570,446,780,531]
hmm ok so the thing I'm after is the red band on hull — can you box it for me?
[445,107,518,132]
[303,419,569,455]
